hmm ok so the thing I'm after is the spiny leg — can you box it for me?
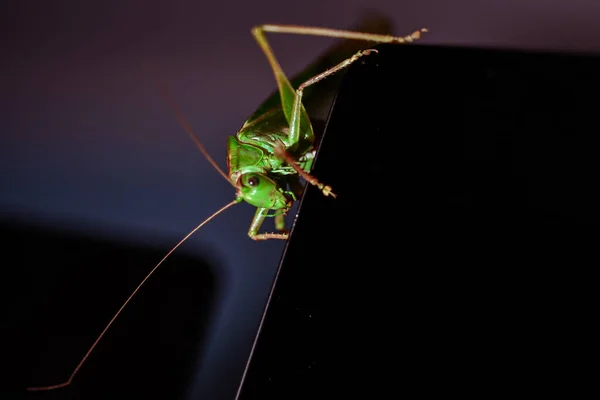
[259,24,427,43]
[248,24,427,237]
[252,24,427,198]
[252,27,314,150]
[288,48,377,148]
[248,207,289,241]
[277,48,382,198]
[252,24,427,149]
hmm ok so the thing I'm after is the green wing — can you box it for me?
[245,11,394,125]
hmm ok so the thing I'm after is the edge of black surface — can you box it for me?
[232,114,330,398]
[235,41,599,399]
[233,39,358,400]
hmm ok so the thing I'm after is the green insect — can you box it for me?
[166,23,427,241]
[27,21,427,392]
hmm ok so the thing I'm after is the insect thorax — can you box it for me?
[227,103,316,190]
[227,135,300,184]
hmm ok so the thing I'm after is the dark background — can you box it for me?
[2,1,600,399]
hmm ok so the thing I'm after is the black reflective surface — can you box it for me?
[237,44,599,398]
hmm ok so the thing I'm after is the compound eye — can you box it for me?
[247,176,260,187]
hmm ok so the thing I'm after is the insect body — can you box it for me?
[26,22,427,391]
[227,80,331,241]
[228,25,427,240]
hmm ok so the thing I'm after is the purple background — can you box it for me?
[2,0,599,398]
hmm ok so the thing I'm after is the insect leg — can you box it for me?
[252,27,315,149]
[287,48,376,153]
[277,48,380,198]
[252,24,427,196]
[257,24,426,43]
[253,24,426,148]
[274,213,286,232]
[249,207,289,241]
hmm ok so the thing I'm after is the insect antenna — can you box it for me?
[150,71,235,187]
[26,199,238,391]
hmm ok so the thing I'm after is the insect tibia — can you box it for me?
[250,232,289,241]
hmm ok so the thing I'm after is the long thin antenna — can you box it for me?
[27,199,238,391]
[150,70,234,186]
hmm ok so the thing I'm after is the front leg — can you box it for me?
[278,49,378,198]
[288,48,377,144]
[248,207,289,241]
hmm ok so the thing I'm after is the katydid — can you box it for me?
[26,23,427,391]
